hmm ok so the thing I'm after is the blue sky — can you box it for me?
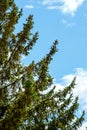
[15,0,87,129]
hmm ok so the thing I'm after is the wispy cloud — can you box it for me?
[42,0,85,16]
[25,5,34,9]
[61,19,76,27]
[21,55,27,63]
[43,0,59,5]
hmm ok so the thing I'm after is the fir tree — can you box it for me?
[0,0,85,130]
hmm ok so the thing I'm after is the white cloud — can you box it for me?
[54,68,87,129]
[42,0,85,16]
[25,5,34,9]
[79,122,87,130]
[63,68,87,103]
[55,68,87,110]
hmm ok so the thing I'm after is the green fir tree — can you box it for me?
[0,0,85,130]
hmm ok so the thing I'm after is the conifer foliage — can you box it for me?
[0,1,85,130]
